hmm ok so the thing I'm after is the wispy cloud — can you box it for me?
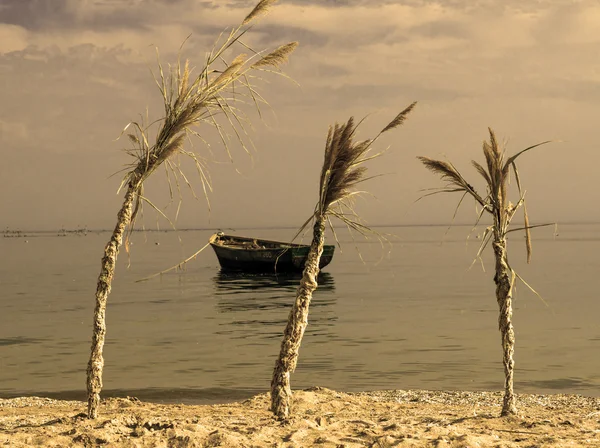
[1,0,599,229]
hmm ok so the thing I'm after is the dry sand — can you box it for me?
[1,387,600,447]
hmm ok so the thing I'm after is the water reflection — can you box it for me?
[213,271,337,339]
[214,271,335,294]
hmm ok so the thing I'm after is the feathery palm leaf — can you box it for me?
[502,140,553,176]
[117,24,297,232]
[379,101,417,135]
[243,0,277,25]
[318,103,416,219]
[472,160,492,189]
[419,128,554,263]
[291,104,416,247]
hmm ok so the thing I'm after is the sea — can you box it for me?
[1,224,598,404]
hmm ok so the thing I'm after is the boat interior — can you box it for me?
[211,234,299,250]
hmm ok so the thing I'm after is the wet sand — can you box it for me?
[2,387,599,447]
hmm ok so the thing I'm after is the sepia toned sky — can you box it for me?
[1,0,599,231]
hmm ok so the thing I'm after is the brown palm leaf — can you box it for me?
[482,140,498,191]
[417,155,488,209]
[242,0,278,25]
[253,42,298,68]
[502,140,553,177]
[510,161,532,263]
[418,157,467,190]
[318,118,371,213]
[292,104,416,241]
[472,160,492,188]
[380,101,417,134]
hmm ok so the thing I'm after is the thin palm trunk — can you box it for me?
[271,217,325,419]
[87,180,139,419]
[493,236,517,416]
[418,129,551,417]
[269,106,415,419]
[82,1,296,419]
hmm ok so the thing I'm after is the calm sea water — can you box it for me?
[1,224,599,404]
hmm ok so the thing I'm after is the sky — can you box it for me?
[1,0,599,231]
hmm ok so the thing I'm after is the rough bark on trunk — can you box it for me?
[86,182,138,419]
[270,218,325,419]
[493,238,517,416]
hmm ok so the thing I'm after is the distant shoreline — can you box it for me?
[3,221,595,236]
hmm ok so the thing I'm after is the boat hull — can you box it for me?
[209,233,335,273]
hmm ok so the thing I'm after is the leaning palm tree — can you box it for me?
[270,102,417,419]
[86,0,297,419]
[418,128,552,416]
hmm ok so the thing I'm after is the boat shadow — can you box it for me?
[212,271,337,338]
[214,270,334,293]
[214,271,335,311]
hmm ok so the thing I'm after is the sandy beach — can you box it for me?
[2,387,599,447]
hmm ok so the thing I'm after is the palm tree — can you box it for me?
[86,0,297,419]
[270,102,417,419]
[418,128,551,416]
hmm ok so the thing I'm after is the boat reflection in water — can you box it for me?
[213,271,337,339]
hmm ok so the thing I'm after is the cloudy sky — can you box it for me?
[0,0,598,231]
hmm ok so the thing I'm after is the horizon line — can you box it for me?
[1,220,592,234]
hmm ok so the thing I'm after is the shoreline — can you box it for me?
[3,385,600,406]
[0,387,262,407]
[2,388,599,447]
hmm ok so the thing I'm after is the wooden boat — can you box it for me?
[209,232,335,273]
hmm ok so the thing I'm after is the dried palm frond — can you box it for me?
[318,104,416,221]
[253,42,298,68]
[417,157,487,208]
[418,157,466,190]
[326,103,418,207]
[379,101,417,134]
[135,241,212,283]
[319,119,368,214]
[502,140,553,176]
[472,160,491,189]
[290,104,416,248]
[510,161,531,263]
[243,0,277,25]
[116,23,297,229]
[418,128,554,266]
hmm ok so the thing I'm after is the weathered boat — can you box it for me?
[209,232,335,273]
